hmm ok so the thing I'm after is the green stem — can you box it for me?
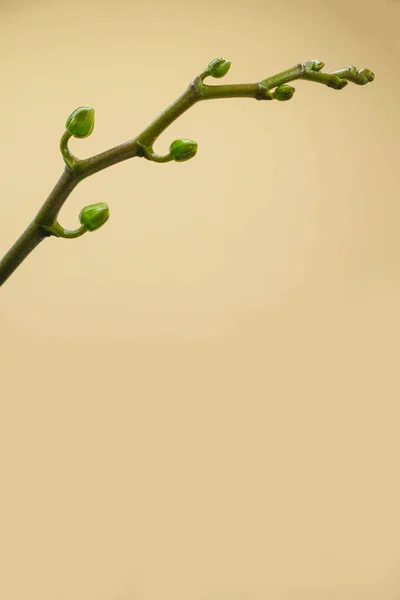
[0,58,375,286]
[43,222,86,239]
[300,70,348,89]
[60,131,78,171]
[0,168,78,285]
[138,144,174,163]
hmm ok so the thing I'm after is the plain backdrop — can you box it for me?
[1,0,399,599]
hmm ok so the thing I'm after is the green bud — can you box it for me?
[257,82,273,100]
[311,60,325,72]
[355,68,375,85]
[207,57,231,79]
[328,76,348,90]
[273,85,296,101]
[65,106,95,138]
[169,138,198,162]
[79,202,109,232]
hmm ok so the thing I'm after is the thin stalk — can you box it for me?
[0,58,374,286]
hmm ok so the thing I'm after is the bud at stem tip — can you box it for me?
[169,138,198,162]
[273,85,296,101]
[207,57,231,79]
[66,106,95,138]
[79,202,109,232]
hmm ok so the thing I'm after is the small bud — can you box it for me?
[311,60,325,72]
[79,202,109,232]
[257,82,273,100]
[207,57,231,79]
[169,138,198,162]
[273,85,296,101]
[328,76,347,90]
[355,68,375,84]
[65,106,95,138]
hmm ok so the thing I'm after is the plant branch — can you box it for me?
[0,58,374,286]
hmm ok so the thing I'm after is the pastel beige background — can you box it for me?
[0,0,399,599]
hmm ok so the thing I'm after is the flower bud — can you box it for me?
[328,76,347,90]
[273,85,296,101]
[79,202,109,232]
[257,82,273,100]
[207,57,231,79]
[65,106,95,138]
[356,68,375,84]
[311,60,325,72]
[169,138,198,162]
